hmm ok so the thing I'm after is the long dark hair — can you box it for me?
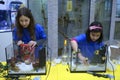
[86,21,103,43]
[15,7,35,40]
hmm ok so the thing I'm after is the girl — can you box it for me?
[13,7,47,67]
[71,21,104,65]
[13,7,46,46]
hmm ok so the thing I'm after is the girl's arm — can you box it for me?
[71,40,88,65]
[70,40,78,52]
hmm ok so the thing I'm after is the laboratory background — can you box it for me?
[0,0,120,80]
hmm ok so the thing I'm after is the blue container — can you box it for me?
[0,10,11,32]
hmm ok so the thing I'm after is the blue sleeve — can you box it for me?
[35,24,47,58]
[35,24,47,40]
[74,34,86,43]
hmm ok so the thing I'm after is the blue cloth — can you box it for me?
[13,24,47,59]
[73,34,104,60]
[13,24,46,43]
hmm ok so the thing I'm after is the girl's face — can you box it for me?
[90,32,101,42]
[19,15,30,28]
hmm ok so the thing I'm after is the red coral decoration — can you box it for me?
[20,44,35,62]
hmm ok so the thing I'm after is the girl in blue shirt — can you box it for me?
[13,7,47,67]
[71,21,104,65]
[13,7,46,46]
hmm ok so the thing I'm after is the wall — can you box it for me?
[0,32,12,61]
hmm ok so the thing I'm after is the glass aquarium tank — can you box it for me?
[5,43,47,75]
[0,10,11,32]
[69,45,107,73]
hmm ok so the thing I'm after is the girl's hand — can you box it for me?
[17,40,24,46]
[28,41,37,48]
[78,53,89,65]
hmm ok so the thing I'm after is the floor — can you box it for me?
[0,62,120,80]
[40,63,120,80]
